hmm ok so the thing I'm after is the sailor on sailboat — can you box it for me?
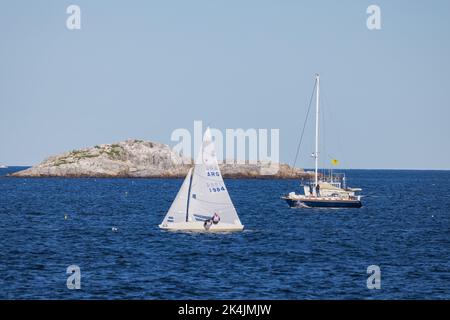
[282,74,363,208]
[159,127,244,231]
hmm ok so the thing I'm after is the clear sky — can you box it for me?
[1,0,449,169]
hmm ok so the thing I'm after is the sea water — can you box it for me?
[0,167,449,299]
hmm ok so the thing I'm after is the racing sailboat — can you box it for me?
[282,74,362,208]
[159,127,244,231]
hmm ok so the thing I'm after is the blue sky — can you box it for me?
[1,0,449,169]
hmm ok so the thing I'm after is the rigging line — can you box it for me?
[291,79,317,171]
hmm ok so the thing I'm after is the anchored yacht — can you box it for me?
[282,74,363,208]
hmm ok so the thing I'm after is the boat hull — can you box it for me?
[159,221,244,232]
[283,197,362,208]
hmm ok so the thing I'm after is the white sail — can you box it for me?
[159,127,243,231]
[160,168,193,224]
[187,128,242,225]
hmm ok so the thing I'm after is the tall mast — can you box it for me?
[315,74,320,187]
[185,168,194,222]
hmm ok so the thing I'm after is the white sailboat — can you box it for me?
[0,164,7,169]
[282,74,362,208]
[159,127,244,231]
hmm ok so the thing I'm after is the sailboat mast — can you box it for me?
[315,74,320,187]
[185,168,194,222]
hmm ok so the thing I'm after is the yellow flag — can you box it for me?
[331,159,339,166]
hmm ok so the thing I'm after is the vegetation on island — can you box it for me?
[53,143,125,166]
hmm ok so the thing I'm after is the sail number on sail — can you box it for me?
[207,182,226,193]
[206,170,220,177]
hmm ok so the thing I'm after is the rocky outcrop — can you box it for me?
[10,139,311,179]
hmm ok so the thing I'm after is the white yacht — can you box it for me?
[282,74,363,208]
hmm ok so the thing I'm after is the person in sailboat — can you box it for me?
[309,184,314,196]
[212,212,221,225]
[315,184,320,197]
[204,219,213,230]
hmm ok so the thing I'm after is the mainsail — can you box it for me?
[159,127,243,231]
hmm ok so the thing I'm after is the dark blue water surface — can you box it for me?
[0,167,449,299]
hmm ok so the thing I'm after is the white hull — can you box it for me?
[159,221,244,232]
[285,74,362,208]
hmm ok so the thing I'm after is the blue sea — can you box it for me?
[0,167,449,299]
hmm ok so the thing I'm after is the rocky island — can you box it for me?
[10,139,312,179]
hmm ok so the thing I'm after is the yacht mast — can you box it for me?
[315,74,320,187]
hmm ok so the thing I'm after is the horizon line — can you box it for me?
[3,165,450,172]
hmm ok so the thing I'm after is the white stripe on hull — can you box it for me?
[159,221,244,232]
